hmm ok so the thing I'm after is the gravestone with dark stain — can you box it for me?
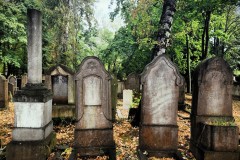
[45,65,75,118]
[74,56,115,158]
[139,54,183,158]
[0,75,8,108]
[125,73,140,92]
[190,57,239,160]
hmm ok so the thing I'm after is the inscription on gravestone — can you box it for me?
[83,76,101,105]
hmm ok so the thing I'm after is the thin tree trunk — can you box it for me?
[155,0,176,57]
[201,11,211,60]
[186,34,191,93]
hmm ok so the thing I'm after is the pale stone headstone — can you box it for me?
[74,56,115,158]
[125,73,140,92]
[117,81,125,98]
[7,9,54,160]
[123,89,133,109]
[190,57,239,159]
[139,54,183,158]
[0,75,8,108]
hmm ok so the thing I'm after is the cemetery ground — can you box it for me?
[0,94,240,160]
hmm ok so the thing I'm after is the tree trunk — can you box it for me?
[154,0,177,57]
[186,34,191,93]
[201,11,211,60]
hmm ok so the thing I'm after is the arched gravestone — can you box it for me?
[125,73,140,92]
[0,75,8,108]
[190,57,239,160]
[74,56,115,158]
[139,54,183,158]
[8,75,17,93]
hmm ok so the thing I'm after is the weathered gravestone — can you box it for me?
[117,81,125,98]
[44,65,75,118]
[74,56,115,158]
[190,57,239,160]
[125,73,140,92]
[139,54,183,158]
[0,75,8,109]
[178,78,185,110]
[8,75,17,93]
[21,73,28,88]
[6,9,54,160]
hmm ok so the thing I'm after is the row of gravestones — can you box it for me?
[72,55,239,159]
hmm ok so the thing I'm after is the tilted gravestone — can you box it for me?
[0,75,8,108]
[139,54,183,158]
[190,57,239,160]
[74,56,115,158]
[125,73,140,92]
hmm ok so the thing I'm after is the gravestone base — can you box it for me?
[52,104,75,118]
[6,132,56,160]
[74,129,115,158]
[137,147,177,159]
[139,125,178,158]
[190,141,239,160]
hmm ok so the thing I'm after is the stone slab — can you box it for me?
[14,100,52,128]
[139,125,178,151]
[123,89,133,109]
[12,121,53,141]
[52,105,75,118]
[6,132,56,160]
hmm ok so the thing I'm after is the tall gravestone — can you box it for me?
[125,73,140,92]
[0,75,8,109]
[6,9,54,160]
[74,56,115,158]
[190,57,239,160]
[139,54,183,158]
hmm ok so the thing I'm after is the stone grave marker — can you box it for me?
[74,56,115,158]
[125,73,140,92]
[7,9,54,160]
[139,54,183,158]
[117,81,125,98]
[190,57,239,160]
[21,73,28,88]
[8,75,17,93]
[44,65,75,118]
[178,77,185,110]
[0,75,8,109]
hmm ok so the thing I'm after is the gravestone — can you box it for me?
[111,75,118,121]
[45,65,75,118]
[74,56,115,158]
[123,89,133,109]
[139,54,183,158]
[7,9,54,160]
[178,77,185,110]
[8,75,17,93]
[190,57,239,160]
[125,73,140,92]
[117,81,125,98]
[0,75,8,109]
[21,74,28,88]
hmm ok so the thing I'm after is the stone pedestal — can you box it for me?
[6,9,54,160]
[190,57,239,160]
